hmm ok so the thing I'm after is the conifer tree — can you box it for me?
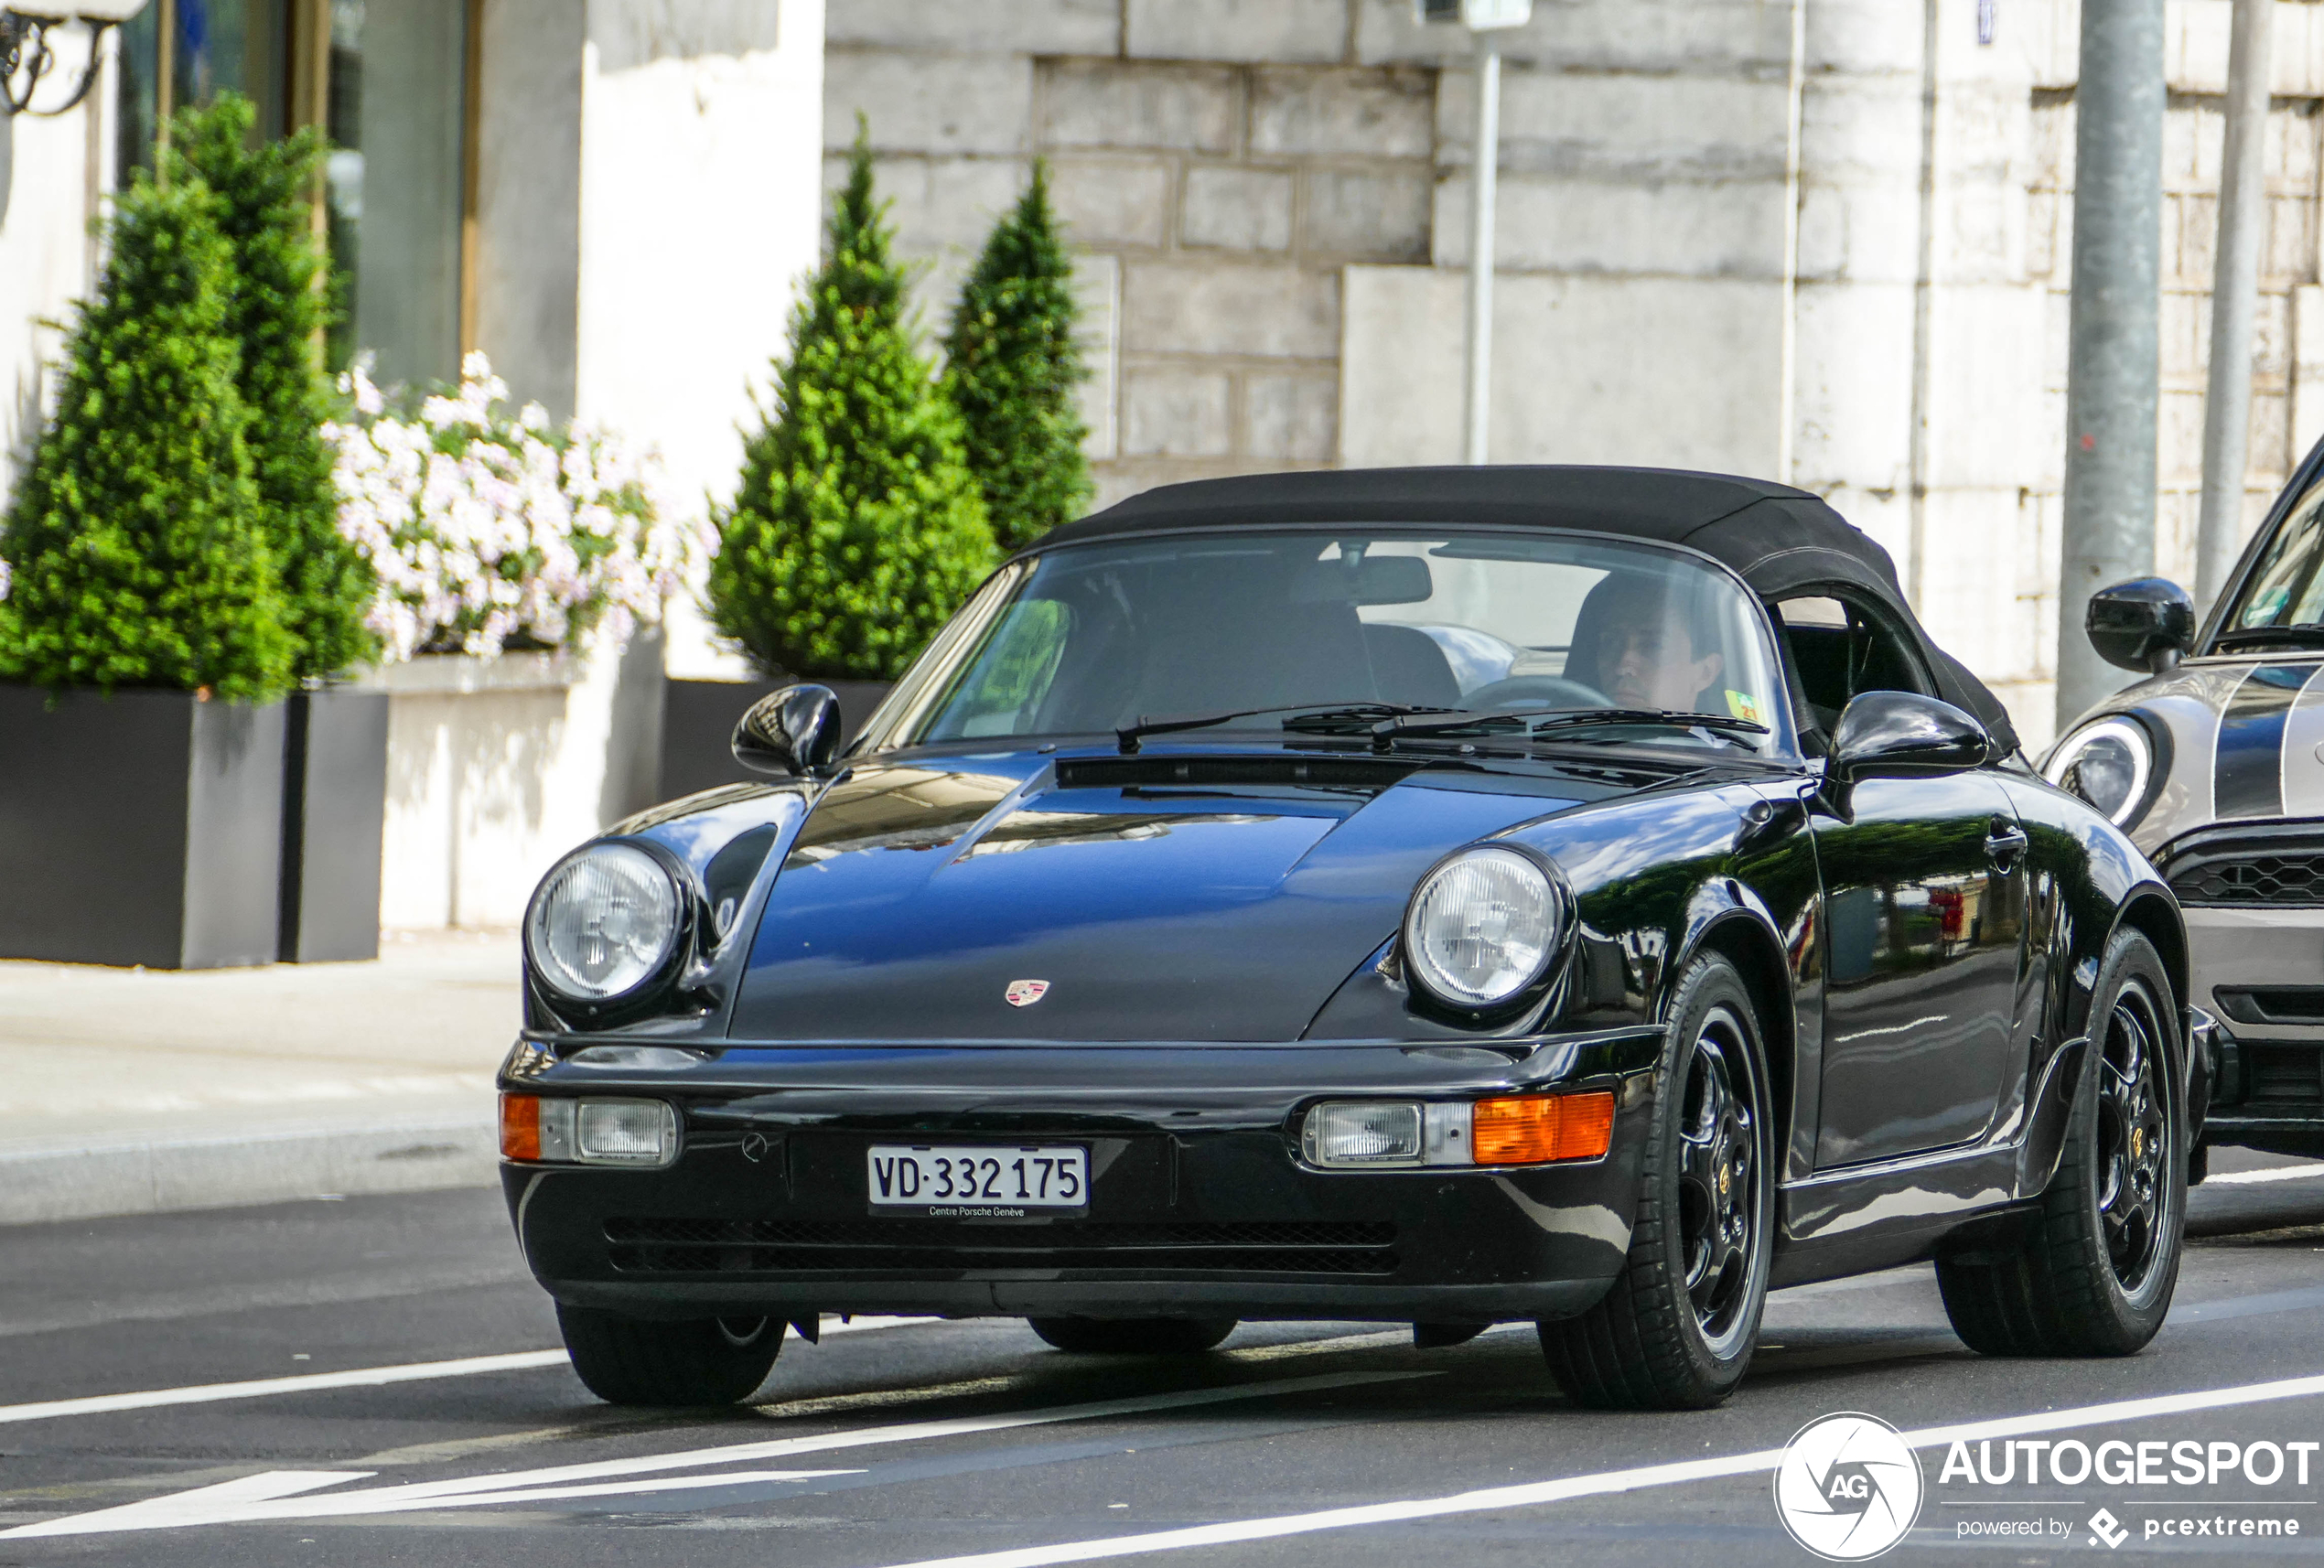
[944,160,1091,553]
[708,121,995,680]
[171,92,376,680]
[0,176,295,700]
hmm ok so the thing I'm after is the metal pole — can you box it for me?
[2196,0,2275,612]
[2056,0,2168,731]
[155,0,175,177]
[1463,27,1501,467]
[1777,0,1806,485]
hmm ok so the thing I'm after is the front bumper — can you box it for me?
[2186,905,2324,1155]
[501,1035,1656,1324]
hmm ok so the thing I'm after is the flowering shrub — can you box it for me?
[325,353,708,660]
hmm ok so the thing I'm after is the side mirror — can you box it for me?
[1827,691,1993,789]
[2086,577,2195,675]
[732,684,842,778]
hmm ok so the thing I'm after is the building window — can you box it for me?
[117,0,291,175]
[116,0,468,389]
[327,0,468,387]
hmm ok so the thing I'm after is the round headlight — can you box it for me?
[1404,846,1561,1009]
[526,843,682,1004]
[2044,715,2155,828]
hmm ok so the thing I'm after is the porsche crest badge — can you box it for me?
[1005,978,1050,1007]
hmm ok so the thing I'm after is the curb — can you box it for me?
[0,1117,499,1228]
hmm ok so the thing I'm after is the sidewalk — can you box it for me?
[0,929,519,1226]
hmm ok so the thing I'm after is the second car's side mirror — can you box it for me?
[2086,577,2195,675]
[1826,691,1993,793]
[732,684,843,777]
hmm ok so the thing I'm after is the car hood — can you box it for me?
[2059,653,2324,853]
[728,753,1611,1042]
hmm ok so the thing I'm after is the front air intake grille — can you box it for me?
[2158,823,2324,908]
[2172,854,2324,906]
[602,1217,1398,1277]
[1055,756,1418,793]
[2243,1044,2324,1106]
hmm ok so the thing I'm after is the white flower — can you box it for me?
[326,351,699,661]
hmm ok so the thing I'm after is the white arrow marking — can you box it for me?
[0,1350,572,1426]
[2,1368,1430,1539]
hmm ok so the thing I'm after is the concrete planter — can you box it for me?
[279,688,391,962]
[0,686,285,969]
[660,676,896,802]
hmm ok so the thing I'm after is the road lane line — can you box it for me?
[0,1350,572,1426]
[2203,1163,2324,1186]
[868,1366,2324,1568]
[0,1317,942,1428]
[2176,1283,2324,1322]
[1,1368,1434,1538]
[819,1316,932,1335]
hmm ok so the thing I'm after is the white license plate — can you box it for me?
[866,1144,1088,1215]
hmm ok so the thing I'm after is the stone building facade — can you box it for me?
[826,0,2324,746]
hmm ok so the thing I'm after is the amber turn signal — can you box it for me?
[1470,1090,1616,1165]
[500,1093,541,1161]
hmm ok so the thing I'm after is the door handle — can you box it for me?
[1985,822,2029,868]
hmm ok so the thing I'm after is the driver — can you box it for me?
[1588,581,1724,712]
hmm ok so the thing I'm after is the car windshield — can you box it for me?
[2221,476,2324,642]
[877,530,1793,756]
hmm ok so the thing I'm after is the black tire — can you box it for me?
[1539,952,1775,1410]
[557,1304,784,1406]
[1028,1317,1237,1354]
[1936,929,2184,1357]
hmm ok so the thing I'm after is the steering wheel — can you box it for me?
[1460,675,1612,712]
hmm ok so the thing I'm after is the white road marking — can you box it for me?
[0,1317,940,1429]
[868,1366,2324,1568]
[0,1350,571,1427]
[1,1368,1432,1538]
[819,1316,934,1336]
[2204,1163,2324,1187]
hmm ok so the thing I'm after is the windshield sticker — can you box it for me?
[1726,690,1762,725]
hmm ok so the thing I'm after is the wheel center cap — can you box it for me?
[1717,1162,1731,1198]
[2131,1126,2144,1160]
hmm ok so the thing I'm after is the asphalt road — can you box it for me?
[5,1151,2324,1566]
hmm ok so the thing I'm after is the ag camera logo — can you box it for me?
[1774,1412,1925,1560]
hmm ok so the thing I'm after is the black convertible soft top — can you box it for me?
[1044,465,2018,754]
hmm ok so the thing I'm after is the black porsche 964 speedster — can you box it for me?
[499,467,2198,1412]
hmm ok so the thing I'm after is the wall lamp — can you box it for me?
[3,0,145,116]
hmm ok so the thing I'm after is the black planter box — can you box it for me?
[279,688,389,963]
[0,686,285,969]
[660,677,894,802]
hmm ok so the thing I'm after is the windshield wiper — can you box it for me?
[2213,624,2324,650]
[1364,706,1770,752]
[1115,702,1455,754]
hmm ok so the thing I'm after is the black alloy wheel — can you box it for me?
[2095,982,2171,1296]
[1677,1013,1761,1351]
[1540,952,1774,1410]
[557,1304,784,1406]
[1935,929,2185,1357]
[1028,1317,1237,1354]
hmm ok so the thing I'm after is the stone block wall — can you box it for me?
[827,0,2324,747]
[824,2,1435,506]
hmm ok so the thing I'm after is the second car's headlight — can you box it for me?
[2045,715,2156,828]
[1403,845,1561,1009]
[526,843,682,1004]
